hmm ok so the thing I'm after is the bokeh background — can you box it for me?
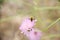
[0,0,60,40]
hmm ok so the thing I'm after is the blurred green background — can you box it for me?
[0,0,60,40]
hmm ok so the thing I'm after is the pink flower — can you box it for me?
[26,28,42,40]
[19,17,36,33]
[19,17,42,40]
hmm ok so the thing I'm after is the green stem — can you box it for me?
[42,18,60,32]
